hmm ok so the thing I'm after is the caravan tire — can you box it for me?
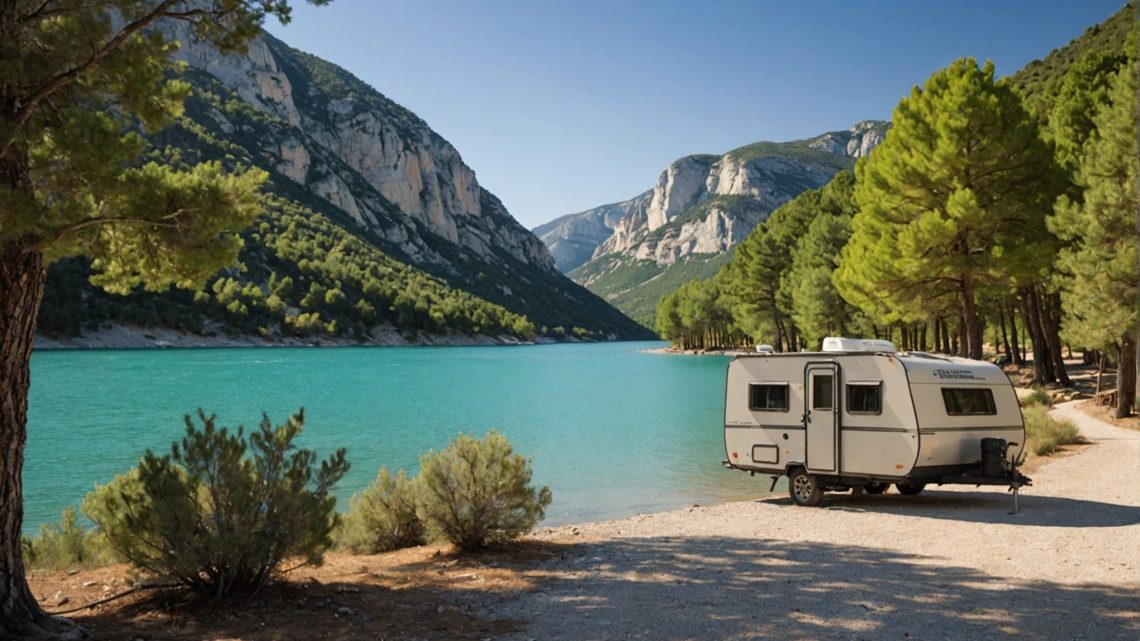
[789,468,823,507]
[865,482,889,495]
[896,482,926,496]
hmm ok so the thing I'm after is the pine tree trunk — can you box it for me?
[998,303,1011,362]
[0,238,52,637]
[960,278,983,360]
[1027,287,1055,383]
[1022,294,1049,385]
[1117,335,1137,418]
[1044,293,1072,386]
[1007,301,1024,366]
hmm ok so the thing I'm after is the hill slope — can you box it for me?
[37,25,651,344]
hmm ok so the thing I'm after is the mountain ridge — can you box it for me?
[536,120,888,325]
[36,20,652,344]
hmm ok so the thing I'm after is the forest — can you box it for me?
[655,9,1138,417]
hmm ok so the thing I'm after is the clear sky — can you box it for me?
[265,0,1127,229]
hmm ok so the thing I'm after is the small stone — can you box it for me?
[82,581,98,587]
[336,606,356,616]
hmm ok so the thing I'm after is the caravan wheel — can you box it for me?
[789,468,823,506]
[896,482,926,496]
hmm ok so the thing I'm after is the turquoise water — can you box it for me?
[24,341,764,534]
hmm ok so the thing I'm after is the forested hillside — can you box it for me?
[656,2,1137,417]
[36,28,651,344]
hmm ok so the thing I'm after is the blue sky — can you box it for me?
[265,0,1127,229]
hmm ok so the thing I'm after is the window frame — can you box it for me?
[846,381,883,416]
[940,387,997,416]
[748,383,790,413]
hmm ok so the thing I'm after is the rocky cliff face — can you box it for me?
[542,122,888,326]
[544,121,889,275]
[168,22,556,275]
[533,192,651,272]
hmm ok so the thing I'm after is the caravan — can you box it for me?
[723,337,1030,506]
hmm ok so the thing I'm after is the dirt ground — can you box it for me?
[29,544,551,641]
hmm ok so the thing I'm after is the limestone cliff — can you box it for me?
[542,122,888,326]
[167,21,556,274]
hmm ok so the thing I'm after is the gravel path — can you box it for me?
[462,401,1140,640]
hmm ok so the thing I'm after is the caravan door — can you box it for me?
[805,363,838,473]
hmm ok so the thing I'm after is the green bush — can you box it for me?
[1021,385,1053,407]
[83,409,348,600]
[22,506,117,571]
[337,468,425,553]
[1023,404,1082,455]
[415,431,552,552]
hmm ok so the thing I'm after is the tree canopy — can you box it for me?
[0,2,329,636]
[835,58,1062,360]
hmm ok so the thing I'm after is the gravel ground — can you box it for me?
[461,400,1139,641]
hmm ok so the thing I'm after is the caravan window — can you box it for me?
[846,383,882,414]
[749,384,789,412]
[941,388,996,415]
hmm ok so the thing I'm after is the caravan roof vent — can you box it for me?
[755,344,775,354]
[821,337,897,354]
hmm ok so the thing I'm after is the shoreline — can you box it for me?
[32,322,608,351]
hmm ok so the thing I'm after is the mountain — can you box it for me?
[37,22,652,345]
[538,121,888,326]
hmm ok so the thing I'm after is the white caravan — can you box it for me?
[723,337,1029,506]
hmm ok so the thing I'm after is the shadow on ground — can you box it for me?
[766,489,1140,528]
[459,537,1138,641]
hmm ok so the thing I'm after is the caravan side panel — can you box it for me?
[724,358,805,473]
[903,357,1025,470]
[835,355,919,477]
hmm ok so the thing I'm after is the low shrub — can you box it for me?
[83,409,349,601]
[1021,386,1052,407]
[337,467,425,553]
[23,506,117,571]
[416,431,552,552]
[1023,404,1082,455]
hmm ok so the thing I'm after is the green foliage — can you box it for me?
[1022,404,1082,456]
[337,468,425,553]
[83,409,349,600]
[1008,2,1134,119]
[22,507,117,571]
[1051,60,1138,352]
[415,431,552,552]
[1021,386,1053,408]
[836,58,1062,358]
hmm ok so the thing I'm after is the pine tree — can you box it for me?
[1052,60,1138,417]
[836,58,1062,359]
[0,2,328,636]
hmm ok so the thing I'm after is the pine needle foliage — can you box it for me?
[337,468,426,553]
[83,409,349,601]
[415,431,552,552]
[21,506,117,571]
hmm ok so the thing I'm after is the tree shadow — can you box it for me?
[762,490,1140,528]
[459,536,1138,641]
[68,570,522,640]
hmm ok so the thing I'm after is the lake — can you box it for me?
[24,341,766,534]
